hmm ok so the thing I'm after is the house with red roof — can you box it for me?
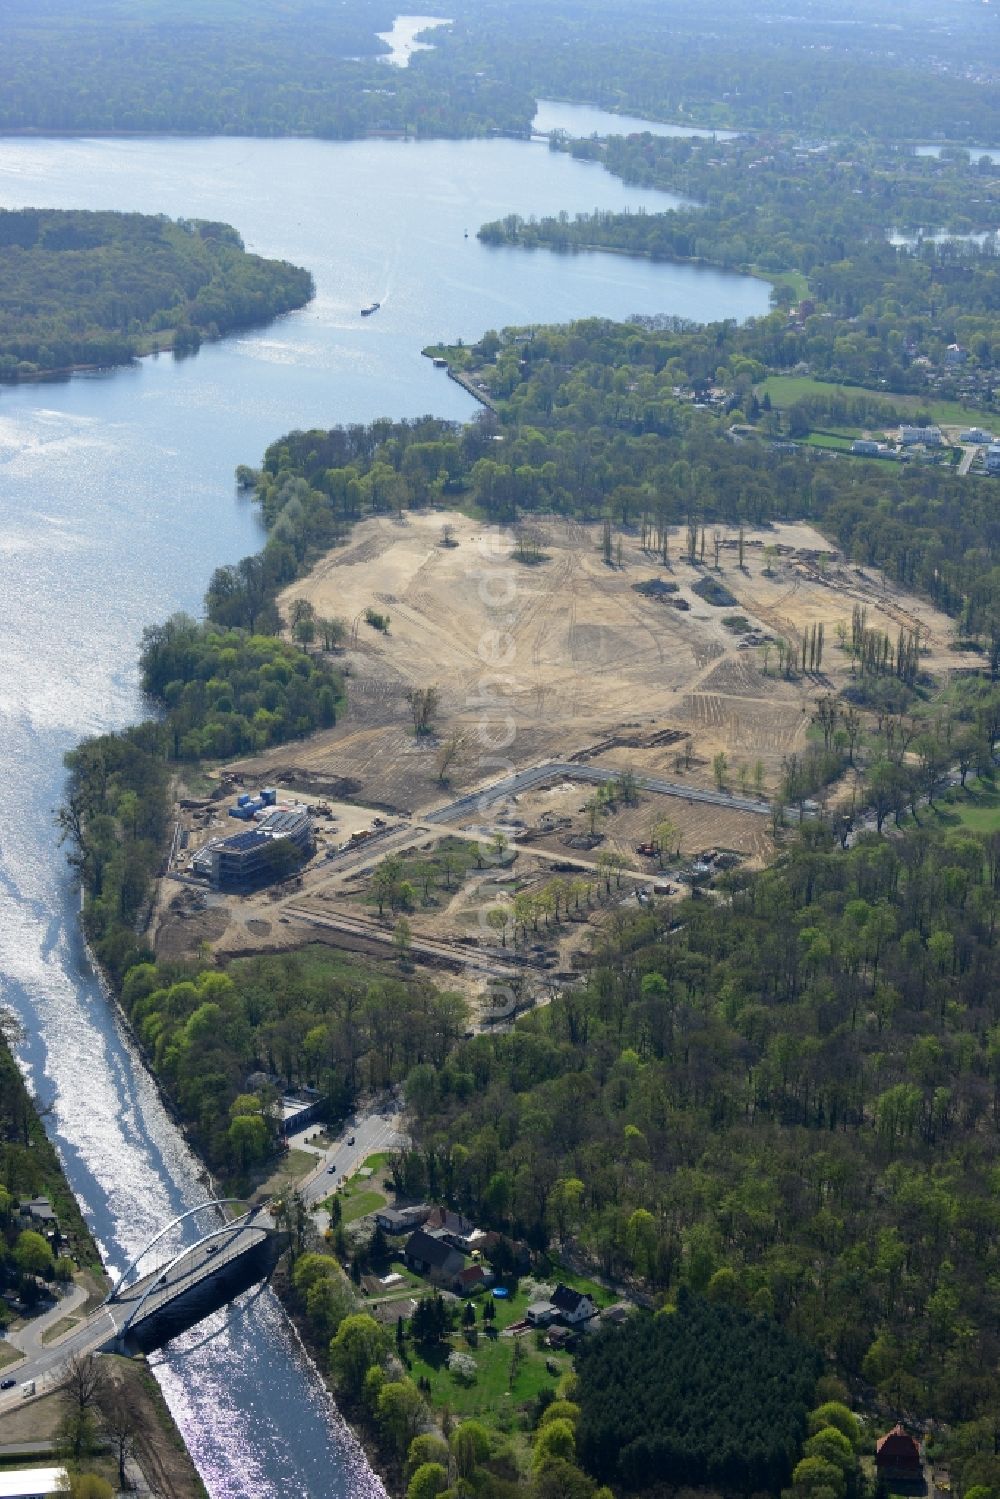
[876,1425,921,1481]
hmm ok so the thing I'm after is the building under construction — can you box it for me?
[192,807,313,892]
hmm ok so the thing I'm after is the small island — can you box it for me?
[0,208,314,380]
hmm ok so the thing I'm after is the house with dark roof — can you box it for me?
[551,1283,597,1324]
[20,1198,55,1224]
[404,1229,466,1289]
[875,1425,921,1481]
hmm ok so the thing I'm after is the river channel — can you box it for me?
[0,132,768,1496]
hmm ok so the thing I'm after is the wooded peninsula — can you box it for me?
[0,208,313,379]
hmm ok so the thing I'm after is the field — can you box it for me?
[759,374,994,431]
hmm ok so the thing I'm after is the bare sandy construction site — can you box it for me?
[235,510,961,812]
[155,511,964,1000]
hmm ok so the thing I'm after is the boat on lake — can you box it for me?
[360,300,381,315]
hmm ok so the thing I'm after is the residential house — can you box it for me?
[371,1296,419,1326]
[19,1199,59,1249]
[403,1229,466,1289]
[551,1284,598,1325]
[20,1198,55,1225]
[875,1425,921,1481]
[526,1301,557,1327]
[986,444,1000,475]
[455,1264,490,1296]
[851,439,881,455]
[424,1206,488,1255]
[374,1205,430,1235]
[899,425,943,446]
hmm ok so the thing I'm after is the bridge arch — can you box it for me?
[106,1199,247,1303]
[116,1218,265,1340]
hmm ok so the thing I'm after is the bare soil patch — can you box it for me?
[160,513,961,982]
[230,512,959,812]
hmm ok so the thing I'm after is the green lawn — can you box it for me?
[759,375,995,431]
[750,267,810,301]
[395,1264,619,1441]
[283,1148,318,1179]
[407,1293,571,1430]
[338,1186,387,1224]
[229,942,393,987]
[928,781,1000,834]
[805,432,855,451]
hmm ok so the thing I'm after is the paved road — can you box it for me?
[295,1103,407,1210]
[106,1209,274,1333]
[424,760,773,824]
[4,1281,89,1361]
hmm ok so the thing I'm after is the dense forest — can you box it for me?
[402,823,1000,1486]
[118,947,466,1177]
[575,1295,820,1491]
[438,0,1000,141]
[0,209,313,378]
[0,0,994,140]
[0,0,533,140]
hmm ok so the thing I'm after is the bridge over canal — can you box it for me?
[0,1201,287,1402]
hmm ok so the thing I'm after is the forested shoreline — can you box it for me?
[0,209,313,379]
[0,0,995,141]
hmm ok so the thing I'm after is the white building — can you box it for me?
[899,425,943,446]
[0,1470,69,1499]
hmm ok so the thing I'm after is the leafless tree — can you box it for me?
[59,1352,110,1459]
[96,1378,144,1490]
[407,686,440,736]
[62,1353,109,1417]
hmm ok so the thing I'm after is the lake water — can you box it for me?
[0,134,767,1497]
[916,143,1000,165]
[377,13,451,67]
[890,228,998,247]
[533,98,738,141]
